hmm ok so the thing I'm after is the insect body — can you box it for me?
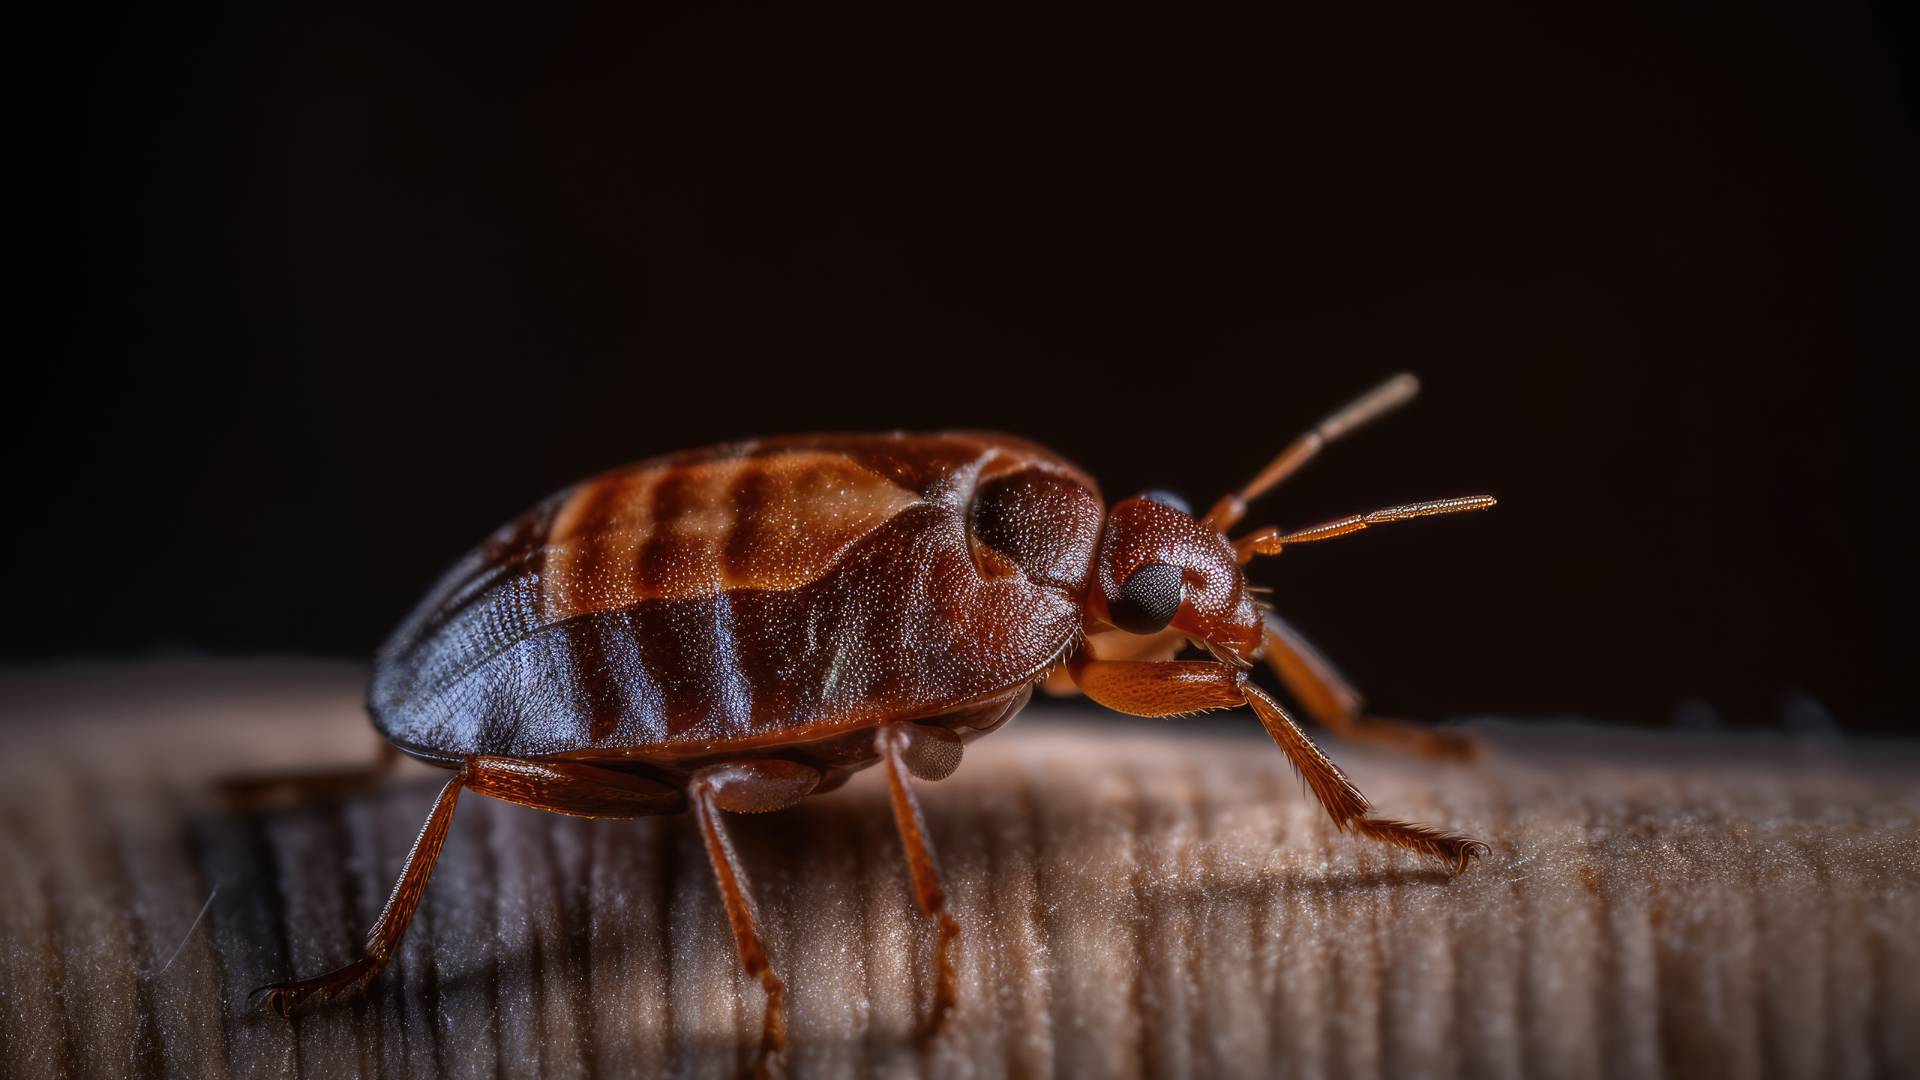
[258,375,1495,1072]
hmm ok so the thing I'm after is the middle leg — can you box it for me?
[876,723,963,1038]
[689,761,826,1079]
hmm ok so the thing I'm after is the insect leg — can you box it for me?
[1204,372,1421,530]
[876,724,963,1038]
[1039,627,1187,697]
[1066,657,1248,714]
[1259,611,1480,761]
[460,756,686,817]
[690,775,789,1078]
[252,770,464,1016]
[1068,656,1487,874]
[1241,683,1487,873]
[255,757,685,1017]
[468,757,793,1070]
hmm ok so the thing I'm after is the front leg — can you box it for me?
[1260,611,1481,762]
[1068,656,1488,874]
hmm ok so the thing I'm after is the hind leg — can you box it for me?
[254,756,683,1015]
[252,769,462,1015]
[689,761,825,1079]
[877,724,963,1038]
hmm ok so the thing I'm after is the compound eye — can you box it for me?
[1132,489,1192,515]
[1109,562,1184,634]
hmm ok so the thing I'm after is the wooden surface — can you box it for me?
[1,660,1917,1079]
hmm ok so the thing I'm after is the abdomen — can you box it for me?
[369,433,1103,761]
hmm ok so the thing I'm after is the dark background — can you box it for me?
[19,4,1914,730]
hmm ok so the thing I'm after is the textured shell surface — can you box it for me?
[369,433,1104,760]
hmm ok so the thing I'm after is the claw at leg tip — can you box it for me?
[249,984,291,1018]
[1454,839,1492,876]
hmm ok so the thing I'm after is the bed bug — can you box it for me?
[255,373,1494,1072]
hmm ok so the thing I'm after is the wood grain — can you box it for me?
[2,661,1916,1079]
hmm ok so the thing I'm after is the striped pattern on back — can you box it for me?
[541,451,922,616]
[369,433,1105,759]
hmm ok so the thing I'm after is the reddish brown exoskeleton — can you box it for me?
[255,374,1493,1073]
